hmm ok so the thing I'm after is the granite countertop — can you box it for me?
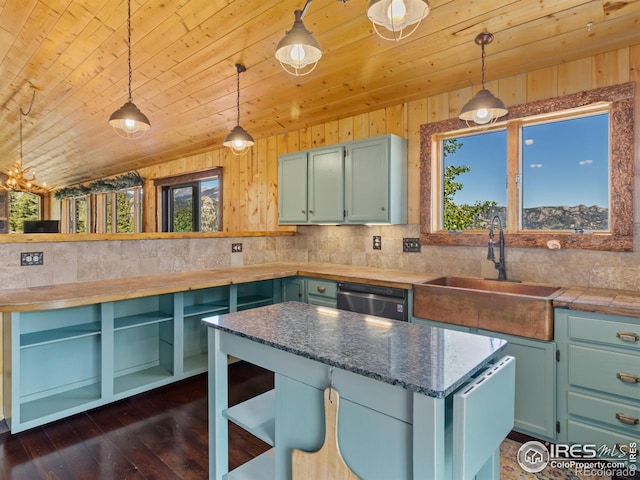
[202,301,508,398]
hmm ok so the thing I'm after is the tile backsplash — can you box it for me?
[2,223,640,291]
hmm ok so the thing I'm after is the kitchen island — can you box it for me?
[204,301,515,480]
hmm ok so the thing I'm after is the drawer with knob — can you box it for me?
[567,313,640,351]
[568,344,640,401]
[568,391,640,434]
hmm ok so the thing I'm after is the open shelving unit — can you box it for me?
[112,295,175,396]
[182,286,230,374]
[3,279,281,433]
[13,304,103,428]
[222,389,276,479]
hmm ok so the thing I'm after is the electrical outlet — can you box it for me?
[373,236,382,250]
[402,238,421,253]
[231,243,243,253]
[21,251,44,266]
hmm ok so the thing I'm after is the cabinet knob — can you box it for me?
[616,372,640,383]
[381,206,385,211]
[302,210,306,214]
[309,210,314,214]
[616,331,639,342]
[615,413,639,425]
[317,286,326,293]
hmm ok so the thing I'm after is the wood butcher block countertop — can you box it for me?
[0,262,439,312]
[553,286,640,319]
[2,261,639,319]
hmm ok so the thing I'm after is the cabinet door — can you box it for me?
[345,137,390,223]
[283,277,305,303]
[278,152,308,224]
[478,329,556,441]
[308,146,344,223]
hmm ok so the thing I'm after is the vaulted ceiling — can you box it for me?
[1,0,639,189]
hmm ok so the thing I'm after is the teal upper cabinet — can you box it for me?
[308,146,345,223]
[278,151,308,224]
[345,135,407,224]
[278,134,408,225]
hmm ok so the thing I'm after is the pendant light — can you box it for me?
[367,0,430,41]
[223,64,254,155]
[459,32,508,126]
[109,0,150,139]
[275,0,322,76]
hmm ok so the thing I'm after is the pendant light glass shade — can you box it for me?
[367,0,430,41]
[224,64,254,156]
[275,8,322,76]
[459,32,508,126]
[109,0,150,139]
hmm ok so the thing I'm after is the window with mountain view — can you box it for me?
[159,168,222,233]
[438,106,610,233]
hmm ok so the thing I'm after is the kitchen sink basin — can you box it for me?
[413,276,564,341]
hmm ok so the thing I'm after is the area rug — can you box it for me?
[500,439,612,480]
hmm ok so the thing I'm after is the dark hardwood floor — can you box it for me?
[0,361,273,480]
[1,362,635,480]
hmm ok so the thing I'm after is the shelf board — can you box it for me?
[21,322,102,348]
[223,389,275,446]
[113,365,173,395]
[237,296,273,311]
[223,448,275,480]
[114,312,173,330]
[184,303,228,318]
[21,382,101,423]
[183,353,207,374]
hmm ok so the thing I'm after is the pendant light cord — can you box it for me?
[480,41,486,89]
[127,0,133,103]
[236,68,240,126]
[19,89,36,167]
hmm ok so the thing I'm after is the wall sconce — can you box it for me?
[275,0,322,76]
[223,64,255,155]
[367,0,430,41]
[459,32,508,126]
[109,0,150,139]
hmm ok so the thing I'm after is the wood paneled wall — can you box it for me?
[138,44,640,233]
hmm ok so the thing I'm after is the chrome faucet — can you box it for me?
[487,215,507,281]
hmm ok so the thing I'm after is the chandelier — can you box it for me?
[1,89,48,195]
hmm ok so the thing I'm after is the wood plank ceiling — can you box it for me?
[0,0,639,189]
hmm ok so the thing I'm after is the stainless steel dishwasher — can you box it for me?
[336,282,408,321]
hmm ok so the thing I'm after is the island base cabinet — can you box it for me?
[209,326,515,480]
[275,374,412,480]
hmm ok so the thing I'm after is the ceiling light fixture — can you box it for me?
[275,0,322,76]
[109,0,150,139]
[223,64,255,155]
[367,0,430,41]
[459,32,508,126]
[1,88,48,195]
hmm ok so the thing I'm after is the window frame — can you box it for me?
[155,167,223,233]
[419,82,634,252]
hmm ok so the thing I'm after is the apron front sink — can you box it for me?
[413,276,564,340]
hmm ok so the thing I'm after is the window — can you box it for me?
[65,196,88,233]
[156,168,223,233]
[8,191,41,233]
[420,82,634,251]
[103,187,142,233]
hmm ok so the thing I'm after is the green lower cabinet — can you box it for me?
[410,317,557,442]
[555,308,640,460]
[477,329,557,442]
[282,277,306,303]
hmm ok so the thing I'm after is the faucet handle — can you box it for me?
[487,240,495,260]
